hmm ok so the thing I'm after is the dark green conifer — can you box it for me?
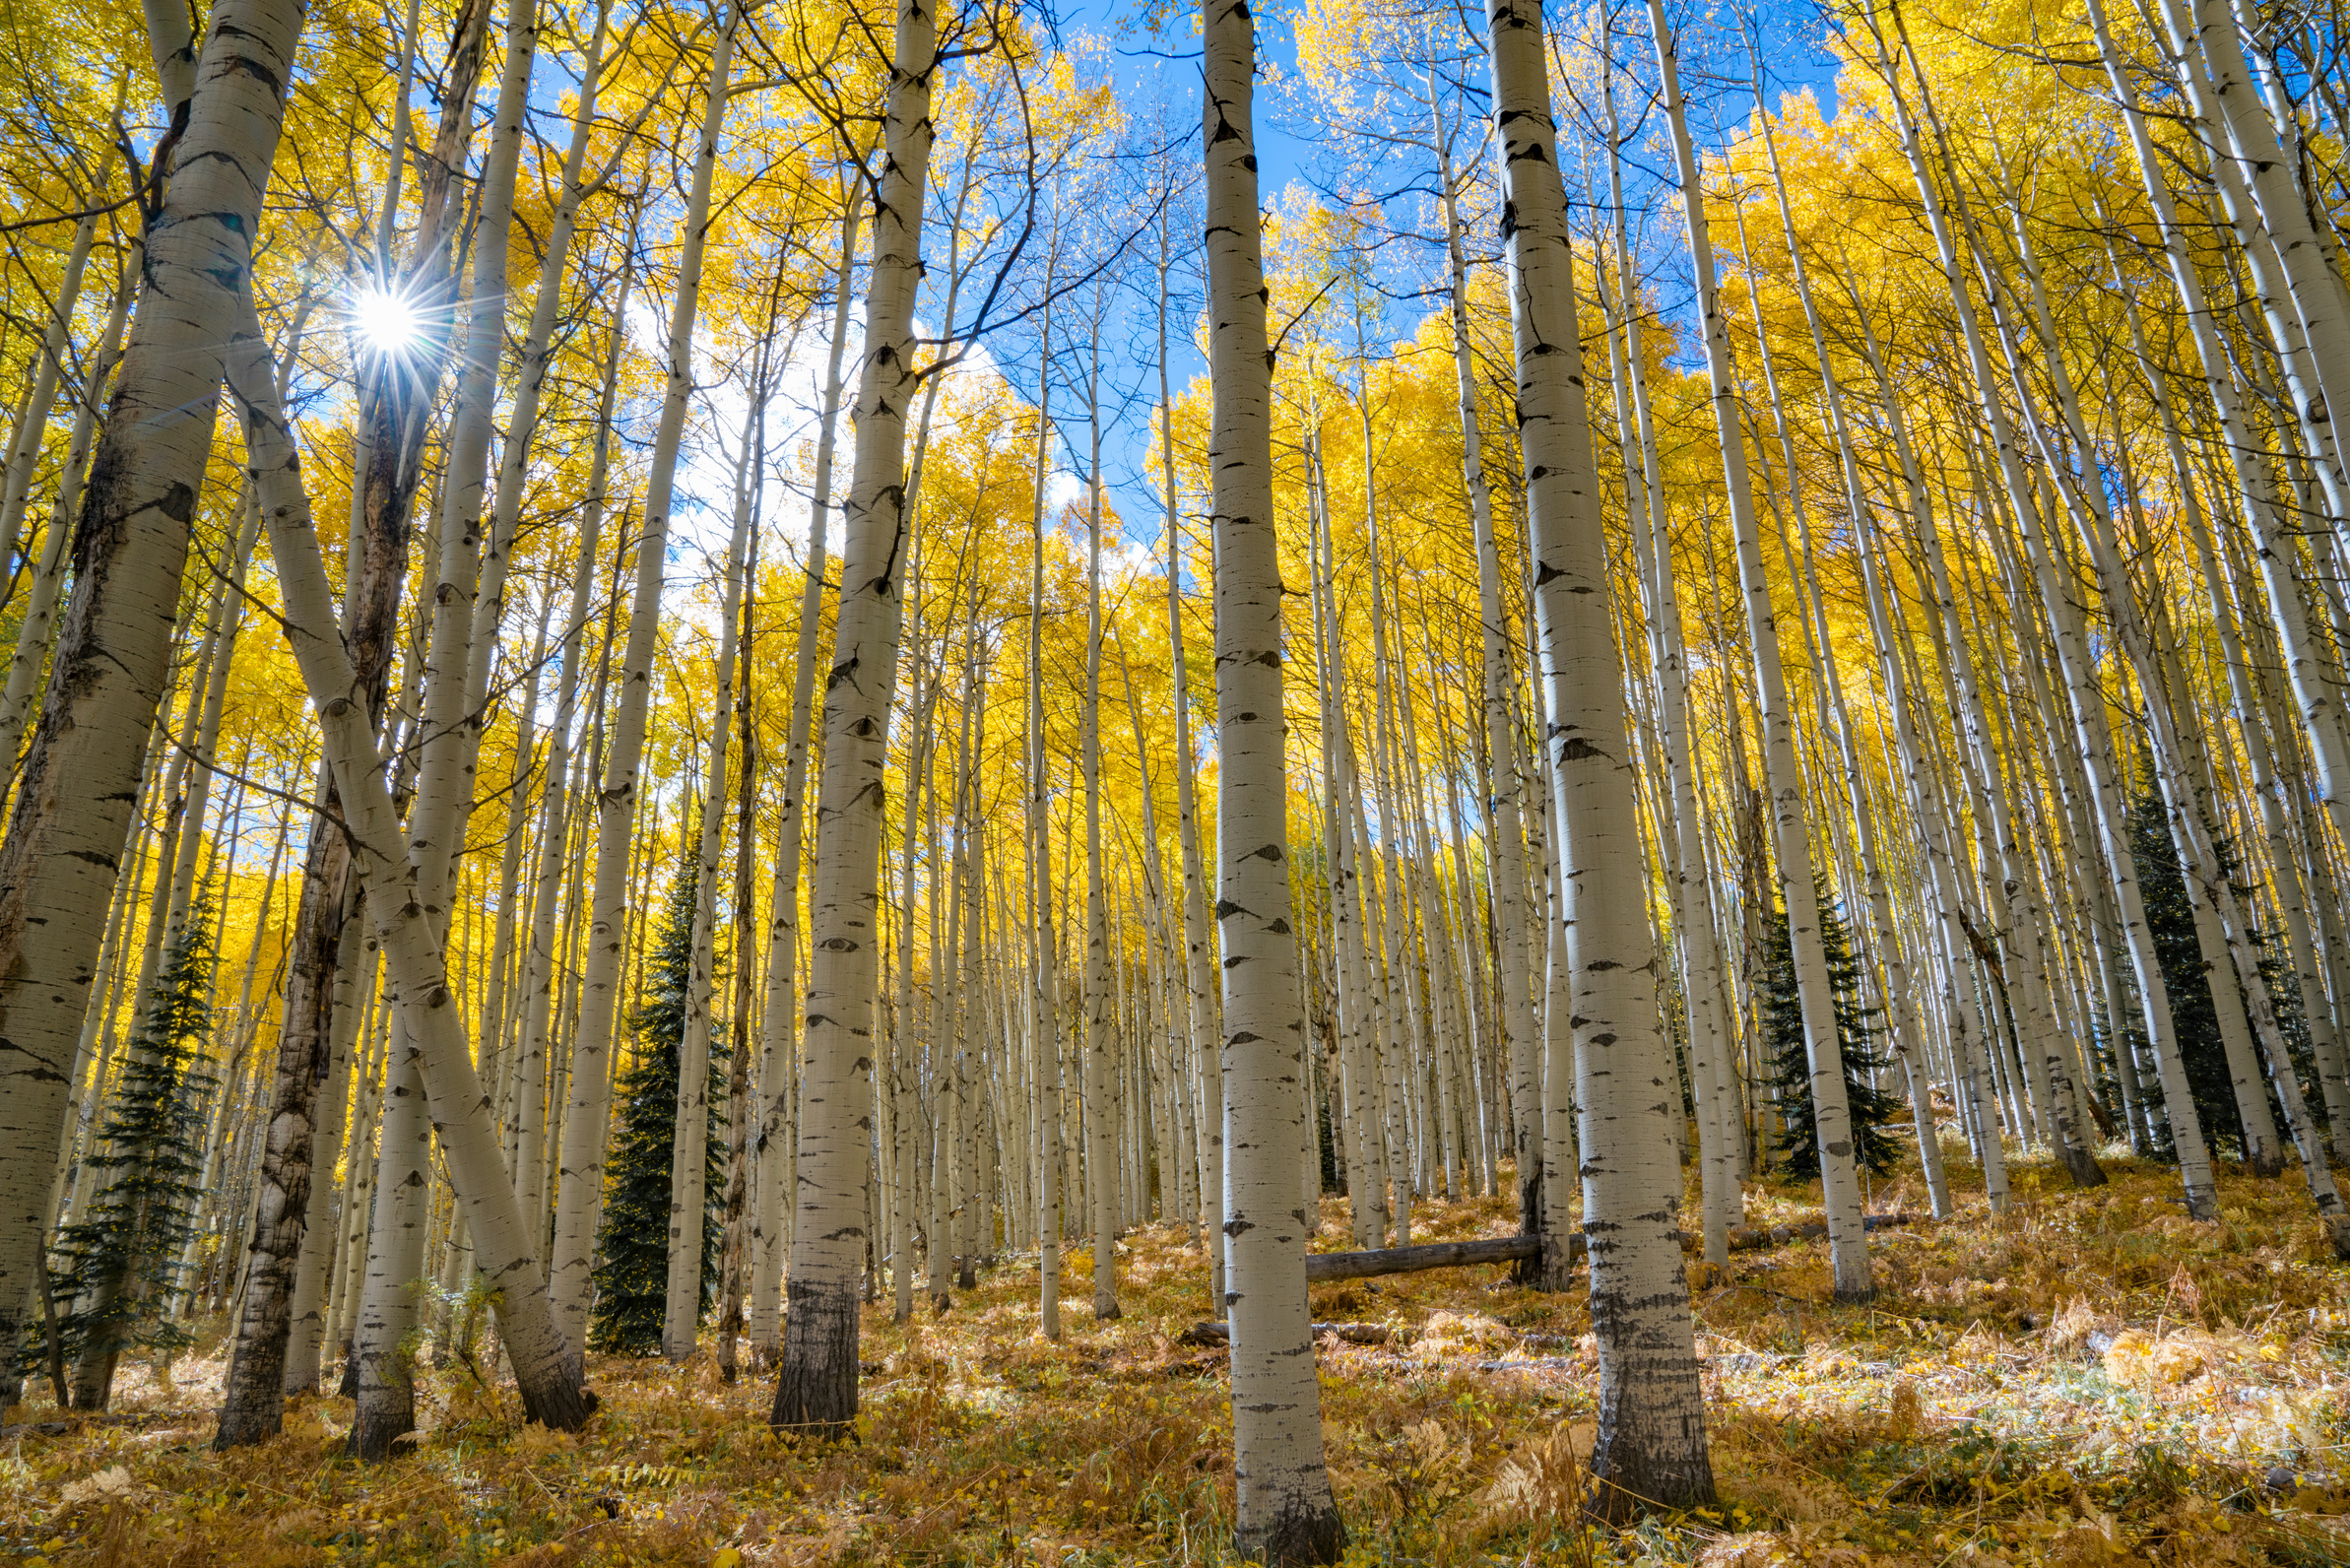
[44,902,219,1409]
[2127,788,2315,1158]
[590,853,725,1354]
[1760,875,1903,1180]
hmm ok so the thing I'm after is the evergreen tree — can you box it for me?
[590,854,725,1354]
[1760,876,1903,1180]
[43,902,219,1409]
[2127,788,2314,1159]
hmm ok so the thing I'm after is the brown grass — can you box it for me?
[4,1145,2347,1565]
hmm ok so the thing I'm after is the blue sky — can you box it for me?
[1012,0,1852,549]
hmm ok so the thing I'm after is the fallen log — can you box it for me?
[1304,1234,1541,1282]
[1722,1212,1918,1253]
[1294,1213,1923,1284]
[1178,1321,1392,1346]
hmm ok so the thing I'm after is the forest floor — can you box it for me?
[6,1146,2350,1566]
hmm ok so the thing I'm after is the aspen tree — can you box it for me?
[1158,194,1224,1308]
[509,305,623,1260]
[226,310,593,1437]
[1203,0,1344,1553]
[769,0,937,1431]
[1643,0,1871,1298]
[0,0,306,1407]
[0,254,131,788]
[2159,0,2350,452]
[752,183,862,1355]
[1734,87,1949,1212]
[1493,0,1715,1506]
[662,423,757,1357]
[1859,15,2222,1217]
[1081,305,1121,1320]
[1595,45,1739,1254]
[0,86,119,578]
[1027,266,1067,1340]
[551,7,739,1356]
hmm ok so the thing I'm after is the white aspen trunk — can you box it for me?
[0,125,114,576]
[1743,85,1951,1215]
[768,0,935,1432]
[1593,63,1739,1250]
[1082,328,1121,1320]
[0,252,131,795]
[1423,163,1534,1234]
[661,429,755,1357]
[279,912,365,1392]
[890,645,935,1322]
[1158,206,1224,1308]
[1204,0,1344,1554]
[1495,0,1715,1508]
[2087,0,2350,912]
[1645,0,1870,1298]
[2171,406,2350,1156]
[510,312,621,1255]
[477,594,552,1140]
[1306,429,1384,1251]
[548,6,737,1358]
[1846,328,2014,1208]
[1982,197,2281,1179]
[2166,0,2350,450]
[1026,284,1066,1339]
[752,188,860,1357]
[0,0,305,1396]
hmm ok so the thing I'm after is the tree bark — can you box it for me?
[768,0,936,1434]
[1204,0,1345,1555]
[1503,0,1716,1512]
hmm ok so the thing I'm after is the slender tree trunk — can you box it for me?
[1646,0,1871,1299]
[228,309,592,1442]
[0,254,132,793]
[768,0,936,1433]
[1081,323,1121,1320]
[1159,206,1223,1312]
[1860,20,2221,1217]
[1499,0,1716,1511]
[1028,275,1066,1339]
[662,408,757,1357]
[751,188,860,1359]
[549,9,738,1359]
[1204,0,1344,1554]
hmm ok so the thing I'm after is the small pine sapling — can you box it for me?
[1761,876,1904,1181]
[43,901,220,1409]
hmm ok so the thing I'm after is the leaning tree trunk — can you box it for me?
[1498,0,1717,1514]
[1203,0,1345,1558]
[768,0,936,1434]
[0,255,132,791]
[226,313,591,1439]
[0,0,305,1407]
[1864,17,2221,1217]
